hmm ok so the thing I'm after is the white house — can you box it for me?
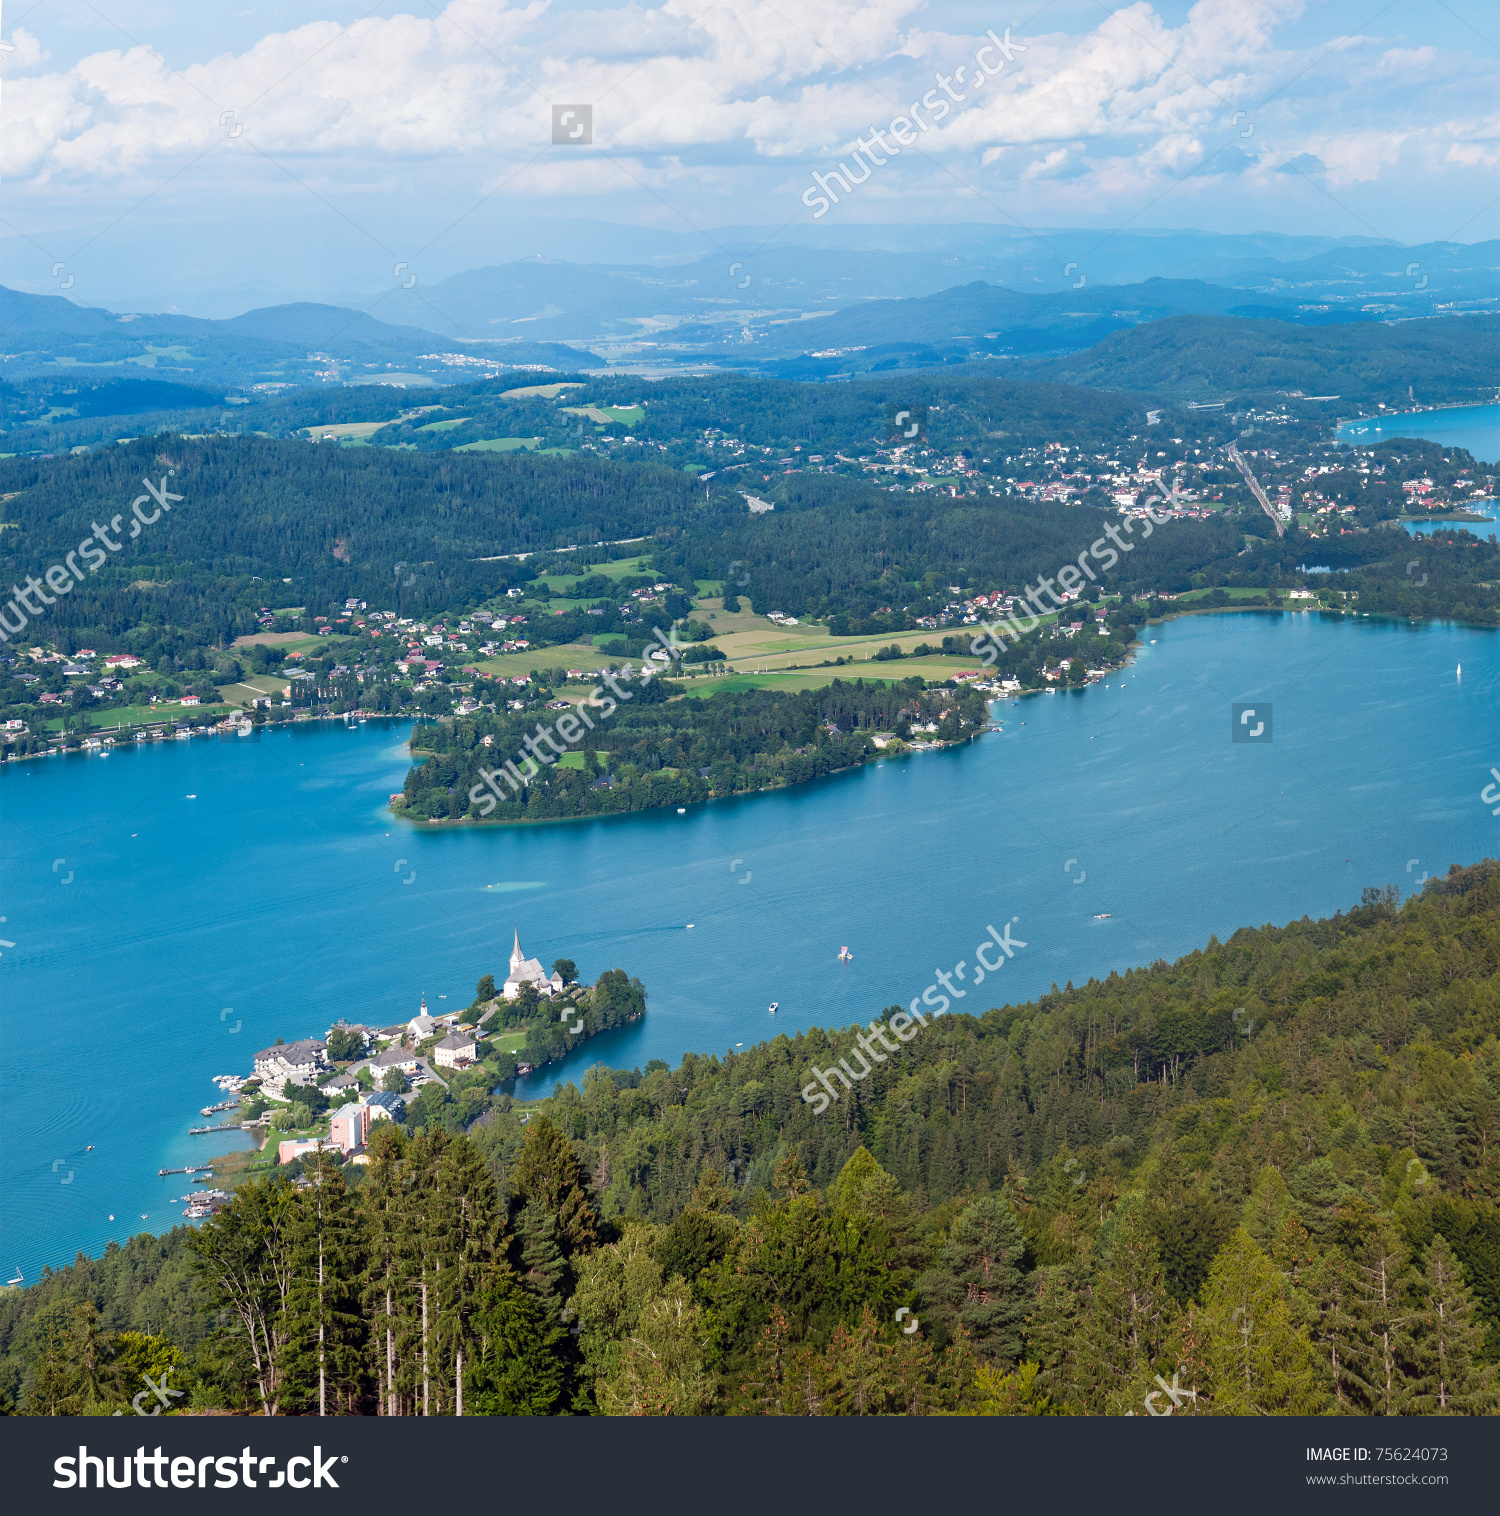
[253,1038,328,1099]
[370,1045,420,1078]
[434,1029,479,1069]
[503,930,564,998]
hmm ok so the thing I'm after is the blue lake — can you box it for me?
[1337,402,1500,464]
[1404,514,1498,543]
[1,611,1496,1279]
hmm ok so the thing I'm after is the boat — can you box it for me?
[768,1002,778,1014]
[5,1267,21,1288]
[1094,913,1112,919]
[837,946,853,961]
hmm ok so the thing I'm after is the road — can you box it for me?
[1228,445,1286,537]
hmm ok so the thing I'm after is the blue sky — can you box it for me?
[2,1,1496,313]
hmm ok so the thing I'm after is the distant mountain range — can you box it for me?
[0,285,603,390]
[1,228,1496,407]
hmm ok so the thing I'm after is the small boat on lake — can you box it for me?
[837,946,852,961]
[1094,913,1112,919]
[768,1002,778,1014]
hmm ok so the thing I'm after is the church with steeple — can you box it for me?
[503,929,564,998]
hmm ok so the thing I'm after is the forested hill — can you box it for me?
[1035,313,1500,406]
[2,861,1495,1416]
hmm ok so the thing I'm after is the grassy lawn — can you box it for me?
[417,418,468,433]
[500,382,585,400]
[304,419,403,441]
[471,639,615,681]
[56,702,234,729]
[485,1028,530,1055]
[533,558,653,594]
[456,436,540,452]
[1174,587,1272,603]
[560,404,644,426]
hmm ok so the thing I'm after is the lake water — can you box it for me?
[1337,402,1500,463]
[1404,515,1498,543]
[2,612,1496,1279]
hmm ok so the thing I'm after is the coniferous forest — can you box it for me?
[2,860,1496,1417]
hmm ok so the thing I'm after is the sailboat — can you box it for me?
[5,1266,21,1288]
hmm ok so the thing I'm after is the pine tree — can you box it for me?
[467,1270,567,1416]
[918,1193,1028,1364]
[516,1201,569,1316]
[1194,1228,1325,1414]
[1405,1234,1500,1414]
[509,1115,599,1257]
[1342,1224,1417,1415]
[360,1121,416,1415]
[1071,1202,1181,1414]
[285,1153,366,1415]
[428,1135,505,1415]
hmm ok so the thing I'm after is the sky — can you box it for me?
[1,0,1497,314]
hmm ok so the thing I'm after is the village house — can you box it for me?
[370,1045,421,1078]
[434,1029,478,1069]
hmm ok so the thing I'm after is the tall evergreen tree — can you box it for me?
[429,1134,506,1415]
[918,1193,1029,1364]
[1405,1234,1500,1414]
[509,1115,599,1258]
[1193,1228,1325,1415]
[285,1154,366,1416]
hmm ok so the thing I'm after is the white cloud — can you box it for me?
[0,0,1494,241]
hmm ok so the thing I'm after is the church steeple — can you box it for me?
[511,927,524,971]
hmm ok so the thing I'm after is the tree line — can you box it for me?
[1,858,1495,1415]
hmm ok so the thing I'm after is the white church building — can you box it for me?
[504,929,565,998]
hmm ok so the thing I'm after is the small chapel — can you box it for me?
[504,929,565,998]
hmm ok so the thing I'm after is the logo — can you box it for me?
[730,856,751,884]
[1064,857,1086,885]
[1063,1157,1087,1188]
[885,404,927,443]
[895,1306,919,1335]
[552,104,593,144]
[394,858,416,885]
[1127,1366,1197,1416]
[1232,702,1272,743]
[1232,1007,1256,1036]
[560,1005,584,1035]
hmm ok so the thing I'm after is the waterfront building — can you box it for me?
[503,929,564,998]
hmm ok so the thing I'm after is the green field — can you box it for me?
[48,702,234,730]
[485,1028,530,1056]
